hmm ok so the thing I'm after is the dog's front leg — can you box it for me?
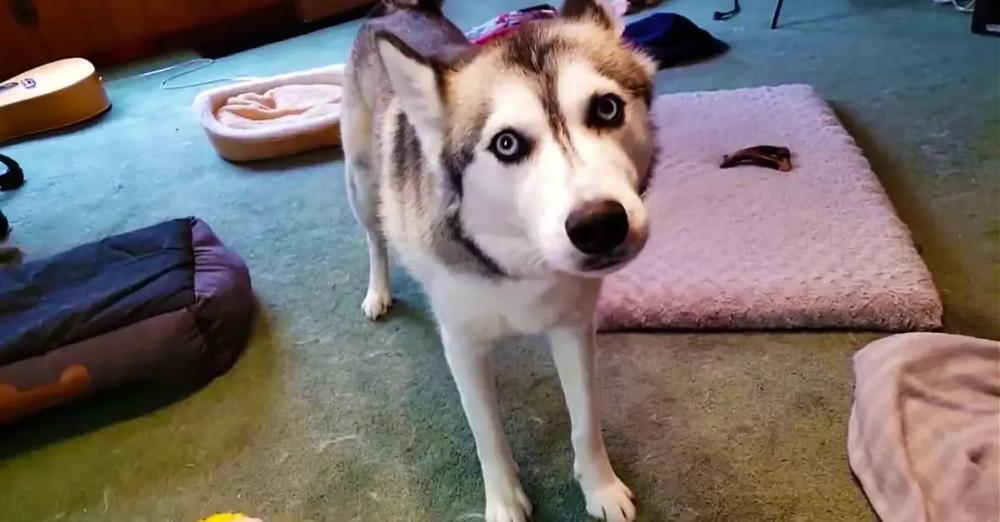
[548,323,636,522]
[441,326,531,522]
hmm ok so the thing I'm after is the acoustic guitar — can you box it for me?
[0,58,111,143]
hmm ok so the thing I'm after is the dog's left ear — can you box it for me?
[561,0,624,35]
[376,32,449,141]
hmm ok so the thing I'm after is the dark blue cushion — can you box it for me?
[623,13,729,68]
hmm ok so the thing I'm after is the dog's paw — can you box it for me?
[484,484,532,522]
[361,288,392,320]
[583,477,635,522]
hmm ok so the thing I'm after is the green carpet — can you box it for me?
[1,1,997,521]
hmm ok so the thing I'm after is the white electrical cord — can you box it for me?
[932,0,975,13]
[133,58,260,90]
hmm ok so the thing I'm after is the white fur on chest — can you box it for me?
[426,265,601,340]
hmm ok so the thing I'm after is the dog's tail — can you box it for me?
[369,0,444,17]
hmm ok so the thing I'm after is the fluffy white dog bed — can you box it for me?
[193,64,344,162]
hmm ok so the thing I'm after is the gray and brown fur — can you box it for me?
[343,3,496,277]
[341,3,657,519]
[342,0,655,278]
[345,0,652,277]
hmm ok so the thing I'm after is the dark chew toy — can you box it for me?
[0,154,24,191]
[720,145,792,172]
[0,154,23,242]
[0,210,9,242]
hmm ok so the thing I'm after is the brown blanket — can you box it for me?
[849,333,1000,522]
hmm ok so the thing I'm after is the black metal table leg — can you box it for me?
[771,0,785,29]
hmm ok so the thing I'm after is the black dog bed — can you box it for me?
[0,217,253,424]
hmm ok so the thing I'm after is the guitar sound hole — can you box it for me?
[8,0,40,26]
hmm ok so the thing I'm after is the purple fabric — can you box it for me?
[0,309,205,392]
[188,218,254,381]
[0,217,253,422]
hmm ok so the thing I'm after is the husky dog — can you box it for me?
[342,0,656,520]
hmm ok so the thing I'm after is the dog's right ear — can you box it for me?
[376,32,447,141]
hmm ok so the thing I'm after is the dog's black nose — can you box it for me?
[565,200,629,256]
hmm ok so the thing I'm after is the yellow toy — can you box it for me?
[198,513,263,522]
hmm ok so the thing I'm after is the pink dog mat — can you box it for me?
[848,333,999,522]
[597,85,942,331]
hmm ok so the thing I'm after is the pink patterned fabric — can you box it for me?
[849,333,1000,522]
[597,85,942,331]
[464,6,557,46]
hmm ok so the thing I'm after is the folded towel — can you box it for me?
[849,333,1000,522]
[215,84,342,130]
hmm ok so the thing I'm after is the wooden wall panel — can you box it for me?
[104,0,153,44]
[218,0,282,19]
[33,0,116,58]
[0,8,52,78]
[141,0,216,33]
[0,0,294,78]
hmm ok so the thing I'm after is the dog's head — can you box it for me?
[377,0,656,277]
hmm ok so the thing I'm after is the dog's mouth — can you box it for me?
[575,242,642,275]
[581,251,629,272]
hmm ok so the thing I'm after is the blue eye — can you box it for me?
[495,133,518,156]
[489,129,531,163]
